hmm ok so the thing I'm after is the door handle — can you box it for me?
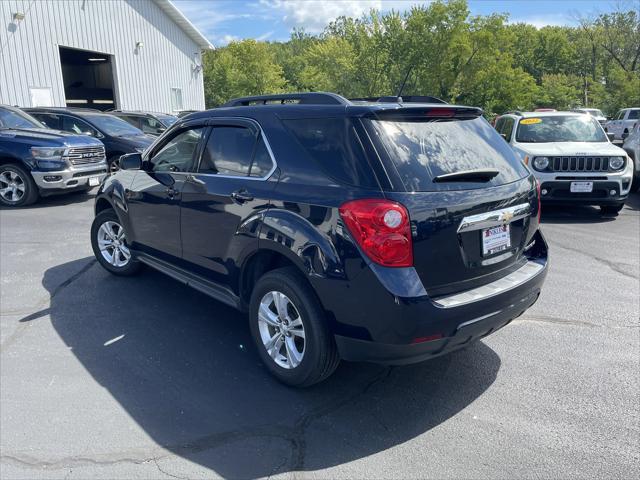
[166,187,180,199]
[231,189,254,204]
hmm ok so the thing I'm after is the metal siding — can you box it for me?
[0,0,205,111]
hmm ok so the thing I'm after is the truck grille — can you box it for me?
[66,146,106,165]
[550,156,610,172]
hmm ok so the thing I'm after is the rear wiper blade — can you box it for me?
[433,169,500,183]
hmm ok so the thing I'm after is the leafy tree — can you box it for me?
[202,40,287,107]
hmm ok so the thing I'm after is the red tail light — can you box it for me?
[339,199,413,267]
[425,108,455,118]
[536,179,542,223]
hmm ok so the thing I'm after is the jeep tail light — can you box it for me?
[339,199,413,267]
[536,179,542,223]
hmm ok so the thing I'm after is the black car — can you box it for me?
[25,108,154,172]
[90,93,548,386]
[109,110,178,137]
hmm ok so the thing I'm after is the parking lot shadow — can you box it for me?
[43,257,501,478]
[0,189,95,210]
[540,204,619,224]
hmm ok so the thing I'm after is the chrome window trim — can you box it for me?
[148,116,278,182]
[457,203,531,233]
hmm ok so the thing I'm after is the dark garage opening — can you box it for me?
[59,46,117,111]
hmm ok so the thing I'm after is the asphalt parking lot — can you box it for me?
[1,191,638,479]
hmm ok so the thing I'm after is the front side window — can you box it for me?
[628,110,639,120]
[515,115,607,143]
[616,110,624,120]
[62,116,100,137]
[140,116,165,135]
[150,127,204,173]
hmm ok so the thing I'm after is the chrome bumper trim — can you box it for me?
[457,203,531,233]
[434,259,545,308]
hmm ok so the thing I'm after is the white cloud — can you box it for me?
[508,14,576,28]
[260,0,383,32]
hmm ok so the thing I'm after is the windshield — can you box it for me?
[0,108,44,129]
[156,114,178,126]
[516,115,607,143]
[369,117,528,192]
[84,113,144,136]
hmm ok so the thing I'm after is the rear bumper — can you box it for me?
[318,231,548,365]
[336,288,540,365]
[31,163,108,193]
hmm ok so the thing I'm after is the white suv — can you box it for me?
[605,108,640,141]
[496,111,633,215]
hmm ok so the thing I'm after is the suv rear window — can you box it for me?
[368,117,528,192]
[282,118,378,189]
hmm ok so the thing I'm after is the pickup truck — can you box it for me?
[0,105,107,207]
[605,108,640,141]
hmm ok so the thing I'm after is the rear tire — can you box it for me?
[0,164,39,207]
[91,209,140,276]
[249,267,340,387]
[601,204,624,216]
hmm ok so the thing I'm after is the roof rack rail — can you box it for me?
[350,95,447,104]
[223,92,350,107]
[503,110,524,116]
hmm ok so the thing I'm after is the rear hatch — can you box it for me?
[362,107,540,296]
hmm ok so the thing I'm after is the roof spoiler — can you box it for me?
[365,106,484,120]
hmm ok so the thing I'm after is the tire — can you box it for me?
[0,163,39,207]
[601,204,624,216]
[249,267,340,387]
[107,155,122,173]
[631,175,640,193]
[90,209,141,276]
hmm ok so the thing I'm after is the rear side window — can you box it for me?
[629,110,639,120]
[368,117,528,192]
[282,118,378,189]
[199,126,274,178]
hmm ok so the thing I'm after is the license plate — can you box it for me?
[570,181,593,193]
[482,225,511,256]
[88,176,101,187]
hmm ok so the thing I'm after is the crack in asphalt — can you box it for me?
[153,457,191,480]
[0,367,394,475]
[516,314,639,329]
[0,260,96,353]
[548,240,639,281]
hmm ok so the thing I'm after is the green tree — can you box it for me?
[202,40,287,107]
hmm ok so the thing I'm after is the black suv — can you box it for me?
[91,93,548,386]
[25,108,154,172]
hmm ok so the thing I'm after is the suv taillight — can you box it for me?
[339,199,413,267]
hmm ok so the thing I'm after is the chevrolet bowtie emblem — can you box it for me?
[500,211,514,223]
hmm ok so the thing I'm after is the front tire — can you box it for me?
[0,164,39,207]
[91,210,140,275]
[249,267,339,387]
[601,204,624,216]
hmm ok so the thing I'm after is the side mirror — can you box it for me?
[119,153,142,170]
[607,132,616,142]
[622,131,629,139]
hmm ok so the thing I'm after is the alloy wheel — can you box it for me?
[97,221,131,267]
[258,291,306,369]
[0,170,26,203]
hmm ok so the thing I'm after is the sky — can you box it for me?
[172,0,629,47]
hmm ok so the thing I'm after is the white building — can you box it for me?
[0,0,212,113]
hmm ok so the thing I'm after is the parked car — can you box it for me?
[90,92,548,386]
[0,105,106,207]
[605,107,640,141]
[25,108,154,172]
[496,111,633,215]
[110,110,178,137]
[176,110,200,118]
[573,108,607,126]
[622,121,640,192]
